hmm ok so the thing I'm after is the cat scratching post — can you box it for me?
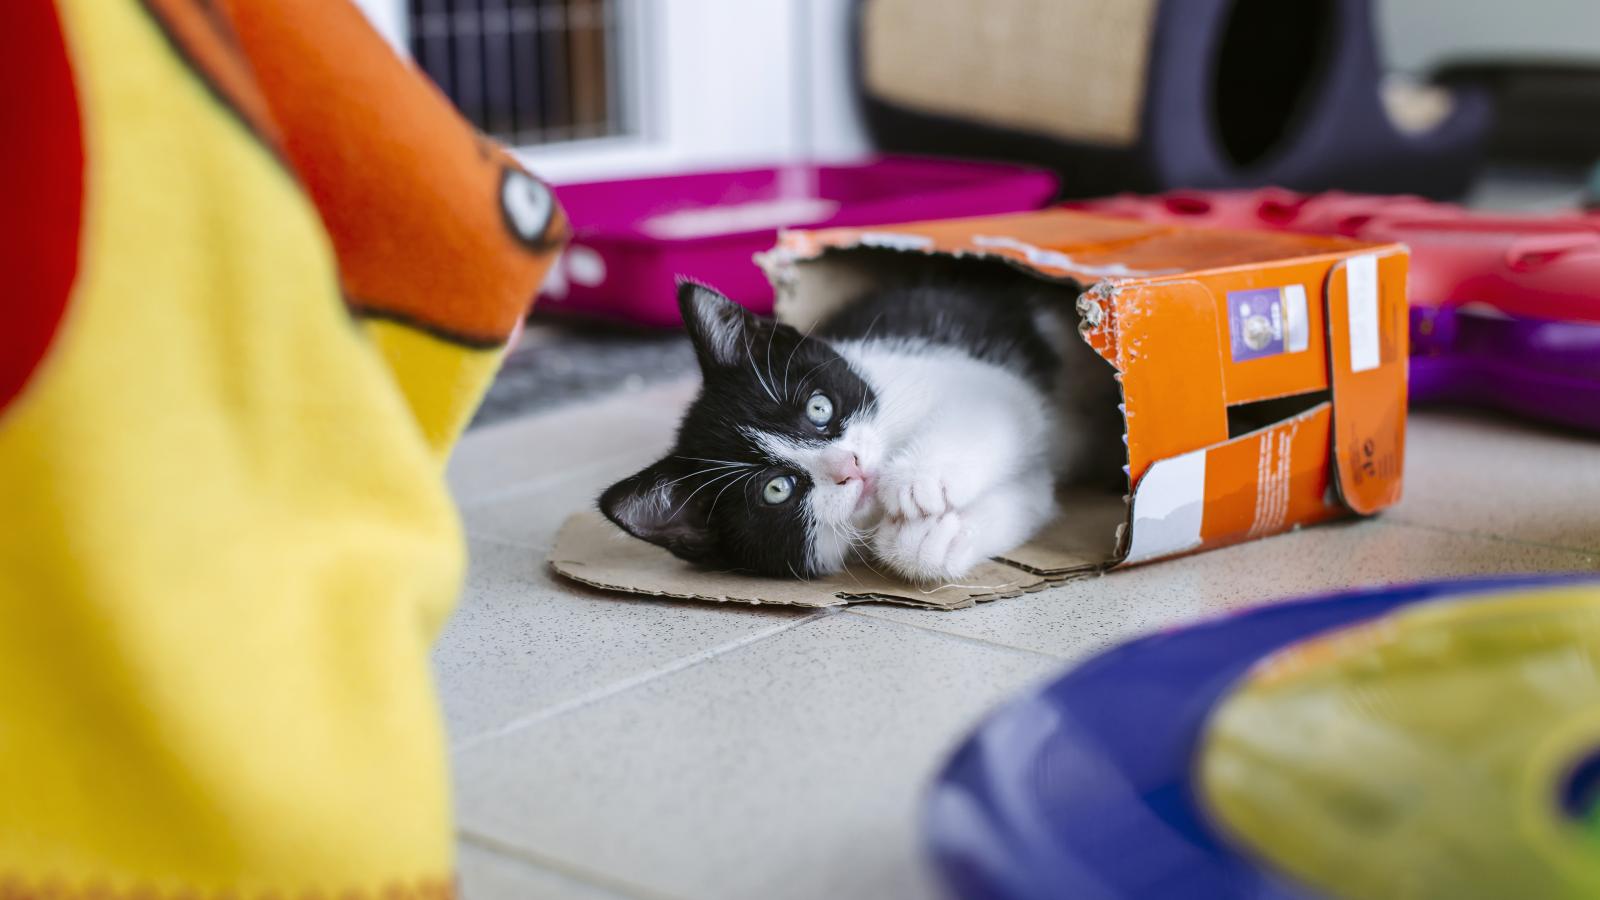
[853,0,1490,199]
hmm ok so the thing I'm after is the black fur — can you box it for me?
[818,273,1070,390]
[819,283,1068,389]
[599,282,876,577]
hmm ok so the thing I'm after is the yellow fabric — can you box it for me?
[366,319,510,461]
[0,1,541,894]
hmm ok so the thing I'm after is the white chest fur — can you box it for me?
[831,339,1067,583]
[838,339,1059,475]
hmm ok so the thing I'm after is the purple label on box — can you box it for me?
[1228,285,1309,362]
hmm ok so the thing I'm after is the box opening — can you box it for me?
[775,244,1131,577]
[1227,389,1332,440]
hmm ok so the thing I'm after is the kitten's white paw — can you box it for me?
[875,511,984,582]
[878,465,982,522]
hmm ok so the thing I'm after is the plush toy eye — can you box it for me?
[805,392,834,427]
[762,475,796,505]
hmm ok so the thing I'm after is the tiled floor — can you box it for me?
[438,378,1600,899]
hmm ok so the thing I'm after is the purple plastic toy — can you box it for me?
[1411,307,1600,434]
[537,156,1059,327]
[924,573,1600,900]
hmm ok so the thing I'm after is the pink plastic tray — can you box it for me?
[537,156,1059,327]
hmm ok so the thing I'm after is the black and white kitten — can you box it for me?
[599,273,1120,583]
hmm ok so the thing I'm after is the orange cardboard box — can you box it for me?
[550,209,1409,609]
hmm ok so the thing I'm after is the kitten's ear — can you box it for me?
[599,457,721,565]
[678,280,755,370]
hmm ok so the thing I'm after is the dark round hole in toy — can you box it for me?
[1335,214,1374,236]
[1163,195,1212,216]
[1559,745,1600,822]
[1212,0,1336,168]
[1258,197,1306,225]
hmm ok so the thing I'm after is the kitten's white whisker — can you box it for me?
[763,322,782,402]
[659,462,746,490]
[673,455,757,468]
[854,552,895,583]
[744,338,781,404]
[782,319,820,401]
[708,470,758,518]
[827,515,871,540]
[794,356,846,395]
[667,467,750,520]
[837,558,864,587]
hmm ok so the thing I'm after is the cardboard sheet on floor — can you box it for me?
[550,491,1126,611]
[549,209,1410,610]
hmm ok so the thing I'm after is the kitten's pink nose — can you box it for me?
[823,451,866,486]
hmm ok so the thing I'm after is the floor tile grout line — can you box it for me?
[1382,516,1600,559]
[459,828,690,900]
[841,607,1068,661]
[452,609,840,753]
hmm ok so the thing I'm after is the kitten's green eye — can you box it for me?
[762,475,796,505]
[805,392,834,427]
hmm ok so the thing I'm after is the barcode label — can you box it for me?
[1284,284,1309,353]
[1346,254,1380,373]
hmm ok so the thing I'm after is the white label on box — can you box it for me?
[1283,284,1309,353]
[1346,254,1381,373]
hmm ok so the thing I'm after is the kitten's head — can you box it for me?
[600,283,886,577]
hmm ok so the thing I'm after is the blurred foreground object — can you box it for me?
[1069,188,1600,433]
[928,575,1600,899]
[0,0,564,896]
[853,0,1489,199]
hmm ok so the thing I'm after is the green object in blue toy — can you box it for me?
[1200,585,1600,899]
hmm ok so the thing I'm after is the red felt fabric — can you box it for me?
[0,0,84,415]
